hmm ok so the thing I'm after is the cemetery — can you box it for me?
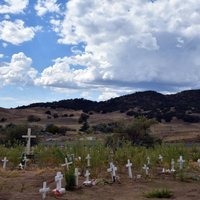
[0,128,200,199]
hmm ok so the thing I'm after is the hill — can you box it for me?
[17,89,200,123]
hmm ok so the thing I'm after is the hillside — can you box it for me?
[17,89,200,123]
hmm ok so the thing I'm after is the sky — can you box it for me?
[0,0,200,108]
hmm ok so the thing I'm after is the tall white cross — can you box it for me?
[61,157,72,170]
[39,181,50,200]
[74,168,80,186]
[143,164,149,175]
[86,154,91,167]
[55,172,64,191]
[2,157,8,169]
[171,159,175,172]
[84,170,90,182]
[197,158,200,167]
[126,159,133,178]
[177,155,185,170]
[22,128,36,155]
[159,154,163,162]
[107,162,117,182]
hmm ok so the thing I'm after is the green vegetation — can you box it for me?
[144,188,173,198]
[65,166,76,190]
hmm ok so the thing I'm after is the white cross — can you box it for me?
[159,154,163,162]
[22,155,29,168]
[39,181,50,200]
[171,159,175,172]
[86,154,91,167]
[61,157,72,170]
[55,172,64,191]
[126,159,133,178]
[22,128,36,155]
[177,155,185,170]
[84,169,90,182]
[107,162,117,182]
[2,157,8,169]
[147,156,150,165]
[197,158,200,167]
[74,168,80,186]
[143,164,149,175]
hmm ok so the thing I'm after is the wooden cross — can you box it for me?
[171,158,175,172]
[126,159,133,178]
[143,164,149,175]
[107,162,117,182]
[177,156,185,170]
[39,181,50,200]
[159,154,163,162]
[84,169,90,182]
[86,154,91,167]
[61,157,72,170]
[22,128,36,155]
[74,168,80,186]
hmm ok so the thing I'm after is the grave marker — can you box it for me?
[53,172,65,194]
[147,156,150,166]
[107,162,117,182]
[61,157,72,170]
[159,154,163,162]
[126,159,133,178]
[171,159,175,172]
[74,168,80,186]
[2,157,8,169]
[142,164,149,175]
[39,181,50,200]
[83,170,91,185]
[86,154,91,167]
[177,155,185,170]
[22,128,36,155]
[197,158,200,167]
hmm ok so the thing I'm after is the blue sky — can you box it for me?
[0,0,200,108]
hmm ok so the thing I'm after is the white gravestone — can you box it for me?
[53,172,65,194]
[74,168,80,186]
[83,170,91,185]
[159,154,163,162]
[143,164,149,175]
[107,162,117,182]
[61,157,72,170]
[39,181,50,200]
[126,159,133,178]
[2,157,8,169]
[171,159,176,172]
[22,128,36,155]
[86,154,91,167]
[177,156,185,170]
[197,158,200,167]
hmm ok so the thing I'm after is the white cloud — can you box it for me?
[44,0,200,93]
[0,20,41,45]
[0,54,4,58]
[0,0,29,14]
[0,52,37,86]
[2,43,8,48]
[35,0,60,16]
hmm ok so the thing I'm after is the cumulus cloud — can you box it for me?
[0,52,37,86]
[35,0,60,16]
[0,0,29,14]
[43,0,200,94]
[0,54,4,58]
[0,20,41,45]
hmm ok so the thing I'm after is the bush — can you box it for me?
[27,115,41,122]
[145,188,173,198]
[78,113,89,123]
[79,121,90,132]
[65,167,76,191]
[53,113,59,118]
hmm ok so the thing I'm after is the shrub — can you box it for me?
[78,113,89,123]
[53,113,59,118]
[65,167,76,190]
[27,115,41,122]
[45,110,51,115]
[79,121,90,132]
[145,188,173,198]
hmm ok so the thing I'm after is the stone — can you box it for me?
[39,181,50,200]
[126,159,133,178]
[22,128,36,155]
[177,155,185,170]
[2,157,8,169]
[74,168,81,186]
[86,154,91,167]
[53,172,65,195]
[61,157,72,170]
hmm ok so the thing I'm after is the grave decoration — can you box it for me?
[177,155,185,170]
[2,157,8,169]
[39,181,50,200]
[126,159,133,179]
[107,162,118,182]
[53,172,66,195]
[83,169,91,185]
[142,164,149,176]
[61,157,72,170]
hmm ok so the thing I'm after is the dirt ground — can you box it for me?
[0,169,199,200]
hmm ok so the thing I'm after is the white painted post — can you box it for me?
[2,157,8,169]
[171,159,175,172]
[86,154,91,167]
[177,156,185,170]
[74,168,80,186]
[22,128,36,155]
[126,159,133,178]
[61,157,72,170]
[142,164,149,175]
[39,181,50,200]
